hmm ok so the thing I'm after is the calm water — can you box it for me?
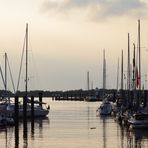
[0,98,148,148]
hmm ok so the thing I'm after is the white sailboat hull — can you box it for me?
[17,108,49,118]
[6,104,49,118]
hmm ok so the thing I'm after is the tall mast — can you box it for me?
[5,52,7,97]
[121,50,123,90]
[26,23,28,97]
[116,57,119,91]
[133,43,136,90]
[138,19,141,90]
[127,33,130,91]
[91,81,93,90]
[102,49,106,99]
[87,71,89,90]
[103,49,106,90]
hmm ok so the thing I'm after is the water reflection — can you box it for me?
[99,114,148,148]
[14,117,50,148]
[23,120,28,148]
[1,101,148,147]
[129,129,148,148]
[99,116,110,148]
[31,118,34,139]
[15,123,19,148]
[117,123,148,148]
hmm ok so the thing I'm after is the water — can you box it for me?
[0,99,148,148]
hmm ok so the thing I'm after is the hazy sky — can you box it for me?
[0,0,148,91]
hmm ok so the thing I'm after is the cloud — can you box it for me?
[41,0,147,20]
[100,0,146,17]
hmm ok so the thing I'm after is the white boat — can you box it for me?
[6,102,49,118]
[10,24,49,118]
[97,99,112,115]
[128,113,148,129]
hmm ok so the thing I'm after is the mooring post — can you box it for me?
[23,96,27,121]
[15,121,19,148]
[31,96,34,118]
[39,92,43,108]
[14,96,19,123]
[52,94,54,101]
[15,95,19,148]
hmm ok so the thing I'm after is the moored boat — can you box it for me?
[96,99,112,115]
[128,113,148,129]
[6,102,49,118]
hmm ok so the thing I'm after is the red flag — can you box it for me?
[136,66,139,88]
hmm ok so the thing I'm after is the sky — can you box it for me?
[0,0,148,91]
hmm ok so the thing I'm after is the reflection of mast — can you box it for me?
[87,105,90,138]
[102,117,106,148]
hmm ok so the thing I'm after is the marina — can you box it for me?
[0,99,147,147]
[1,1,148,147]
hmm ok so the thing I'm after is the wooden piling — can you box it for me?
[23,95,27,145]
[39,92,43,108]
[15,96,19,148]
[14,96,19,122]
[31,96,34,118]
[23,96,27,119]
[15,122,19,148]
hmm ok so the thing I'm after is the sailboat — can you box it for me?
[6,24,49,118]
[96,49,112,115]
[128,20,148,128]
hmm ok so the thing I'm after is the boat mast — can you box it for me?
[127,33,131,107]
[116,57,119,91]
[127,33,130,91]
[133,43,136,90]
[103,49,106,98]
[121,50,123,90]
[25,23,28,97]
[103,49,106,90]
[5,52,7,98]
[87,71,89,90]
[5,53,7,91]
[138,19,141,91]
